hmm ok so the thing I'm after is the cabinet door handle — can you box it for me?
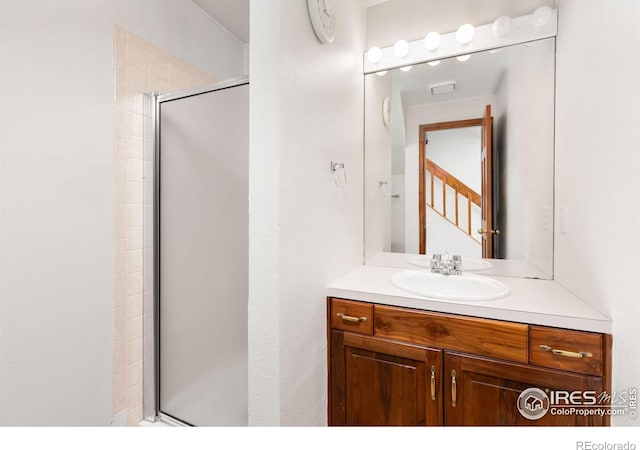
[539,344,593,359]
[336,313,368,323]
[430,365,436,402]
[451,370,457,408]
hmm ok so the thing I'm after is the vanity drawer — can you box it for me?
[330,298,373,335]
[374,305,528,363]
[529,326,603,376]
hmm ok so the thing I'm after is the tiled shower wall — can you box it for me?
[114,26,214,426]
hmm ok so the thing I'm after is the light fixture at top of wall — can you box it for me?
[423,32,441,51]
[492,16,512,38]
[456,24,475,45]
[456,54,471,62]
[367,46,383,64]
[427,60,441,67]
[400,65,412,72]
[531,6,553,28]
[393,40,410,58]
[375,70,388,76]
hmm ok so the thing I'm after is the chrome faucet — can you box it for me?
[430,254,462,275]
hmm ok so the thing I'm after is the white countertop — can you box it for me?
[327,265,612,334]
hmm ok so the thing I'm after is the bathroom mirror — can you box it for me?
[364,38,555,279]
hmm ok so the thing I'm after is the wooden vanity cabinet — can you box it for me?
[328,298,612,427]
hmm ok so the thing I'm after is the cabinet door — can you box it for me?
[444,352,604,426]
[330,331,443,425]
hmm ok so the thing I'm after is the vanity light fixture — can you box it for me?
[427,60,441,67]
[492,16,512,38]
[375,70,388,76]
[456,54,471,62]
[399,65,412,72]
[393,39,410,58]
[367,46,382,64]
[423,32,441,51]
[456,24,475,45]
[531,6,553,28]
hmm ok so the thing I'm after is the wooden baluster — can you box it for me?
[442,175,446,217]
[467,193,472,236]
[455,185,459,227]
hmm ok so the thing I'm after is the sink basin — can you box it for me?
[391,270,510,302]
[407,255,493,272]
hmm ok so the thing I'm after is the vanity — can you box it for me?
[326,263,612,426]
[338,7,613,427]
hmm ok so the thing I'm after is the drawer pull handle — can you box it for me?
[336,313,368,323]
[430,365,436,402]
[451,370,457,408]
[539,345,593,359]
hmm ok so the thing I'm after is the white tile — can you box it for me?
[126,293,143,319]
[126,135,143,160]
[126,159,143,182]
[126,249,143,273]
[126,181,143,206]
[126,271,143,295]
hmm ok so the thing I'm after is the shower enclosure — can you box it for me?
[146,78,249,426]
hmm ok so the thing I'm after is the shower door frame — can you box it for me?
[148,76,249,426]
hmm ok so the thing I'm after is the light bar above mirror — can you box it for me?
[363,7,557,74]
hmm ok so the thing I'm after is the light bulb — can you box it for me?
[531,6,552,28]
[456,24,475,45]
[427,60,441,67]
[423,32,441,51]
[492,16,512,38]
[393,40,410,58]
[399,65,412,72]
[456,54,471,62]
[367,46,382,64]
[375,71,388,77]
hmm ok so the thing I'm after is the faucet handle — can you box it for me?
[452,255,462,272]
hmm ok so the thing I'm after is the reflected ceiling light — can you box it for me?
[423,32,441,51]
[367,46,382,64]
[375,70,388,76]
[531,6,553,28]
[456,54,471,62]
[427,60,441,67]
[393,40,410,58]
[399,65,413,72]
[456,24,475,45]
[430,81,456,95]
[492,16,512,38]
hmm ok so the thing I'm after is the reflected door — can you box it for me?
[480,104,494,258]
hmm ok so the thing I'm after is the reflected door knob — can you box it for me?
[478,228,501,235]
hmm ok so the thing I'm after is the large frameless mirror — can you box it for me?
[364,38,555,279]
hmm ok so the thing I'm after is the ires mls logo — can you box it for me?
[517,387,550,420]
[517,387,637,420]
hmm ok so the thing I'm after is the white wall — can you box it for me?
[427,127,481,192]
[494,38,554,275]
[555,0,640,426]
[426,209,482,257]
[0,0,243,426]
[403,96,496,253]
[249,0,364,426]
[364,73,392,261]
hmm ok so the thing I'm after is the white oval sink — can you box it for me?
[391,270,510,302]
[407,255,493,272]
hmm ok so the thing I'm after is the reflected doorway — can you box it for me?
[418,105,496,258]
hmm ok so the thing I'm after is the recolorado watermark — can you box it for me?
[576,442,636,450]
[516,387,637,420]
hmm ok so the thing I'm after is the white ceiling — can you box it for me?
[192,0,250,43]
